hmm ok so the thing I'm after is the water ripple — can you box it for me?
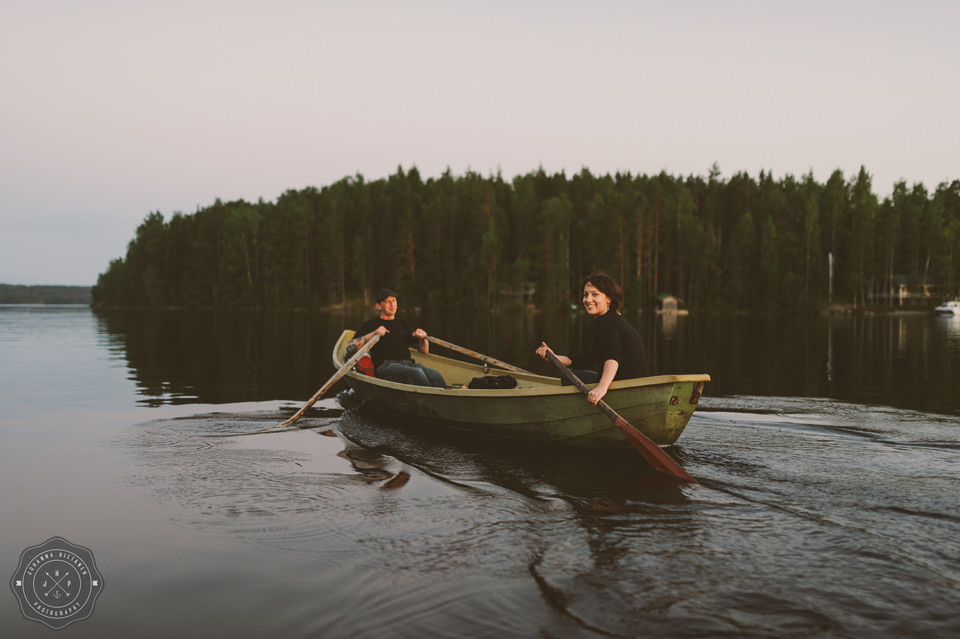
[116,395,960,638]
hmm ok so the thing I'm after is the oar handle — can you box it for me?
[541,345,697,484]
[426,336,530,374]
[542,349,619,418]
[271,333,381,429]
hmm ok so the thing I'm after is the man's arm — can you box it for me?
[350,325,388,349]
[412,328,429,354]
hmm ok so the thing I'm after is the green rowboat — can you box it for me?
[333,330,709,449]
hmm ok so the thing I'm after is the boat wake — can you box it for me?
[117,393,960,638]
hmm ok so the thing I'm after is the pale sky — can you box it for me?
[2,0,957,286]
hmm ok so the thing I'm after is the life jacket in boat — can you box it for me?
[356,354,375,377]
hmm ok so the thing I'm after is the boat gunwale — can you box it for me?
[331,330,711,398]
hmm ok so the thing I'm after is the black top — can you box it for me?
[570,312,649,379]
[357,317,418,367]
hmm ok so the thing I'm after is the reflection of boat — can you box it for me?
[332,330,709,448]
[934,301,960,315]
[337,406,689,501]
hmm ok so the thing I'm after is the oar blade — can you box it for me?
[612,416,697,484]
[269,333,380,430]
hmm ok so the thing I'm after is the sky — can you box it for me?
[2,0,958,286]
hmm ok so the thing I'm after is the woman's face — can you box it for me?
[582,282,611,316]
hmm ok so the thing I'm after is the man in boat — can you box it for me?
[347,288,448,388]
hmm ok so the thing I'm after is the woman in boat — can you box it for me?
[535,271,649,405]
[348,288,448,388]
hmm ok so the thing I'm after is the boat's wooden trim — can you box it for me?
[331,329,710,396]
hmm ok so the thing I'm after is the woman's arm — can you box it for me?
[587,359,619,404]
[535,342,572,366]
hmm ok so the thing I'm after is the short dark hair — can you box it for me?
[375,288,398,303]
[582,271,623,312]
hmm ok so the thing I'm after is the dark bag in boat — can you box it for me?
[467,375,517,389]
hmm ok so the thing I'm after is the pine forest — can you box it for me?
[91,165,960,312]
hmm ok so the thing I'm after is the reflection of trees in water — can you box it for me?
[94,309,363,405]
[95,308,960,415]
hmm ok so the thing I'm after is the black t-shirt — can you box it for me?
[570,312,649,379]
[356,317,418,367]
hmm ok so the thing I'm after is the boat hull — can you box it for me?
[934,301,960,316]
[332,330,709,448]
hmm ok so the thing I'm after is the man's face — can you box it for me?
[377,296,398,318]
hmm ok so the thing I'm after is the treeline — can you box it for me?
[92,166,960,311]
[0,284,92,304]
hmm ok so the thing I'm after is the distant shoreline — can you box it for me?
[0,284,92,305]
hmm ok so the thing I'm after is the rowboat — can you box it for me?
[332,330,710,449]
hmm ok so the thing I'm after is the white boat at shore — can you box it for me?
[934,300,960,315]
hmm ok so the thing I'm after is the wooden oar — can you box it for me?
[540,344,697,484]
[426,335,531,374]
[267,333,381,430]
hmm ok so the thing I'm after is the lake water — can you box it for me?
[2,305,959,638]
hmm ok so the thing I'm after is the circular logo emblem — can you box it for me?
[10,537,104,630]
